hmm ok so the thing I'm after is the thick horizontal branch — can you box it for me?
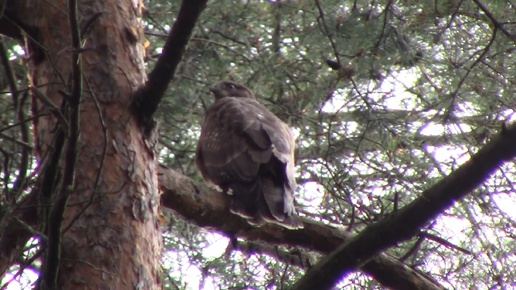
[3,163,442,289]
[158,165,444,290]
[291,123,516,290]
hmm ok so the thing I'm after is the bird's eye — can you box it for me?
[227,83,236,90]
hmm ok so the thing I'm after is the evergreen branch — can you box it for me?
[472,0,516,41]
[132,0,209,135]
[233,240,316,269]
[291,123,516,290]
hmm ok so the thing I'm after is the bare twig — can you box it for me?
[473,0,516,41]
[446,27,497,119]
[41,0,83,287]
[234,240,316,269]
[62,77,107,233]
[314,0,340,64]
[32,87,69,131]
[0,40,30,200]
[421,231,473,255]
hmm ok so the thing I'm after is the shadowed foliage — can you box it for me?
[1,0,516,289]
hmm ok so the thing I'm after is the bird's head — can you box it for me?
[209,81,255,100]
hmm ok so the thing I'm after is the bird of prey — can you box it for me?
[195,80,303,229]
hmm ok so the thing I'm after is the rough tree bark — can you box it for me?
[2,0,513,289]
[1,0,162,288]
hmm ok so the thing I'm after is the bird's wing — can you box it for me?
[196,97,274,185]
[196,97,299,224]
[260,115,297,191]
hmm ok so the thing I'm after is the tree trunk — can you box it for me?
[13,0,162,288]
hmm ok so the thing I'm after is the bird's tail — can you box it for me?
[228,179,303,229]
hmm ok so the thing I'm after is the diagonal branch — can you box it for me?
[291,123,516,290]
[158,166,444,290]
[14,116,514,289]
[132,0,208,133]
[472,0,516,41]
[3,161,444,290]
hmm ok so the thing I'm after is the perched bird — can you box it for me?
[195,80,303,229]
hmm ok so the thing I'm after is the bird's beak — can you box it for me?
[209,86,223,98]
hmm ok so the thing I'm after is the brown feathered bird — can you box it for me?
[195,80,303,229]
